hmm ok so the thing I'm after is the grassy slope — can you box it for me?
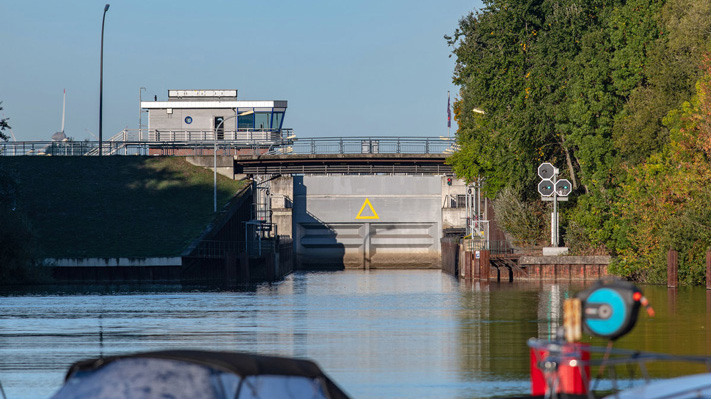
[0,157,247,258]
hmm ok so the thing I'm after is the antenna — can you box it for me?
[61,89,66,133]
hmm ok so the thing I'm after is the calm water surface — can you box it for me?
[1,270,709,399]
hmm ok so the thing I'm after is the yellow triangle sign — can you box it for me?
[356,198,379,220]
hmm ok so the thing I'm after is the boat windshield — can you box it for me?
[50,357,329,399]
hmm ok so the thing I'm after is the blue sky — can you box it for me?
[1,1,482,141]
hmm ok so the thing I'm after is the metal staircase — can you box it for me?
[84,130,130,156]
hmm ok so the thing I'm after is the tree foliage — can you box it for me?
[0,103,48,284]
[492,186,545,245]
[611,58,711,284]
[0,102,9,142]
[449,0,711,283]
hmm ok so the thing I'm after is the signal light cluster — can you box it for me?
[537,163,571,197]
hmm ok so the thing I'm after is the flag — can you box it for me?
[447,91,451,128]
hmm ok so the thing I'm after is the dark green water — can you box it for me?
[0,270,708,398]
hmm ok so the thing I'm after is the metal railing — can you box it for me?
[108,128,289,143]
[465,239,541,255]
[266,136,456,155]
[188,240,248,259]
[0,140,289,156]
[1,133,457,157]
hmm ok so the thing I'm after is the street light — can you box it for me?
[99,3,110,156]
[139,86,146,138]
[213,113,237,212]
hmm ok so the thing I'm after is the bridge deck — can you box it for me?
[234,153,453,175]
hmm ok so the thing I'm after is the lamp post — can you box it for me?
[213,114,237,212]
[139,87,146,139]
[99,4,110,156]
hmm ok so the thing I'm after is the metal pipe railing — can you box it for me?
[1,133,457,157]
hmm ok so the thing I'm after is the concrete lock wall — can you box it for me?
[292,175,445,269]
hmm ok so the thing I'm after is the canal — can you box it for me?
[1,270,709,399]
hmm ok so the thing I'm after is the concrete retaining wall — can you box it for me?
[186,156,235,179]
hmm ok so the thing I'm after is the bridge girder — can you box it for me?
[234,153,453,176]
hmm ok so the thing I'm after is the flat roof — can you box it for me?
[168,89,237,98]
[141,100,287,110]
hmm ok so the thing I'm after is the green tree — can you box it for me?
[611,57,711,284]
[447,0,625,249]
[613,0,711,164]
[0,103,48,284]
[492,186,545,244]
[449,0,711,273]
[447,0,626,195]
[0,102,9,142]
[446,0,546,196]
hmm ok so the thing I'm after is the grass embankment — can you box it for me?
[0,157,247,258]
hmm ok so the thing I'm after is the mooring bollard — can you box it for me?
[667,249,678,288]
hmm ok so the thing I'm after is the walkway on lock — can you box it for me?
[235,136,456,175]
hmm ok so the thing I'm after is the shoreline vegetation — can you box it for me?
[447,0,711,285]
[0,157,247,285]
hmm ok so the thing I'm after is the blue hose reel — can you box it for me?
[576,280,644,341]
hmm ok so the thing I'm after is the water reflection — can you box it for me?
[456,281,585,396]
[0,272,709,399]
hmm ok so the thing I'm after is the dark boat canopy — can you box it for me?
[52,350,350,399]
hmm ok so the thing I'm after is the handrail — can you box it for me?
[265,136,456,155]
[1,134,457,157]
[105,128,293,143]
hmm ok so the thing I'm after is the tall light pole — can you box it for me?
[213,114,238,212]
[99,4,110,156]
[139,86,146,138]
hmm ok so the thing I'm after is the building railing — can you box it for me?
[110,128,290,143]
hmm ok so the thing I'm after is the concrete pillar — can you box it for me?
[667,249,678,288]
[364,222,371,270]
[271,176,294,239]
